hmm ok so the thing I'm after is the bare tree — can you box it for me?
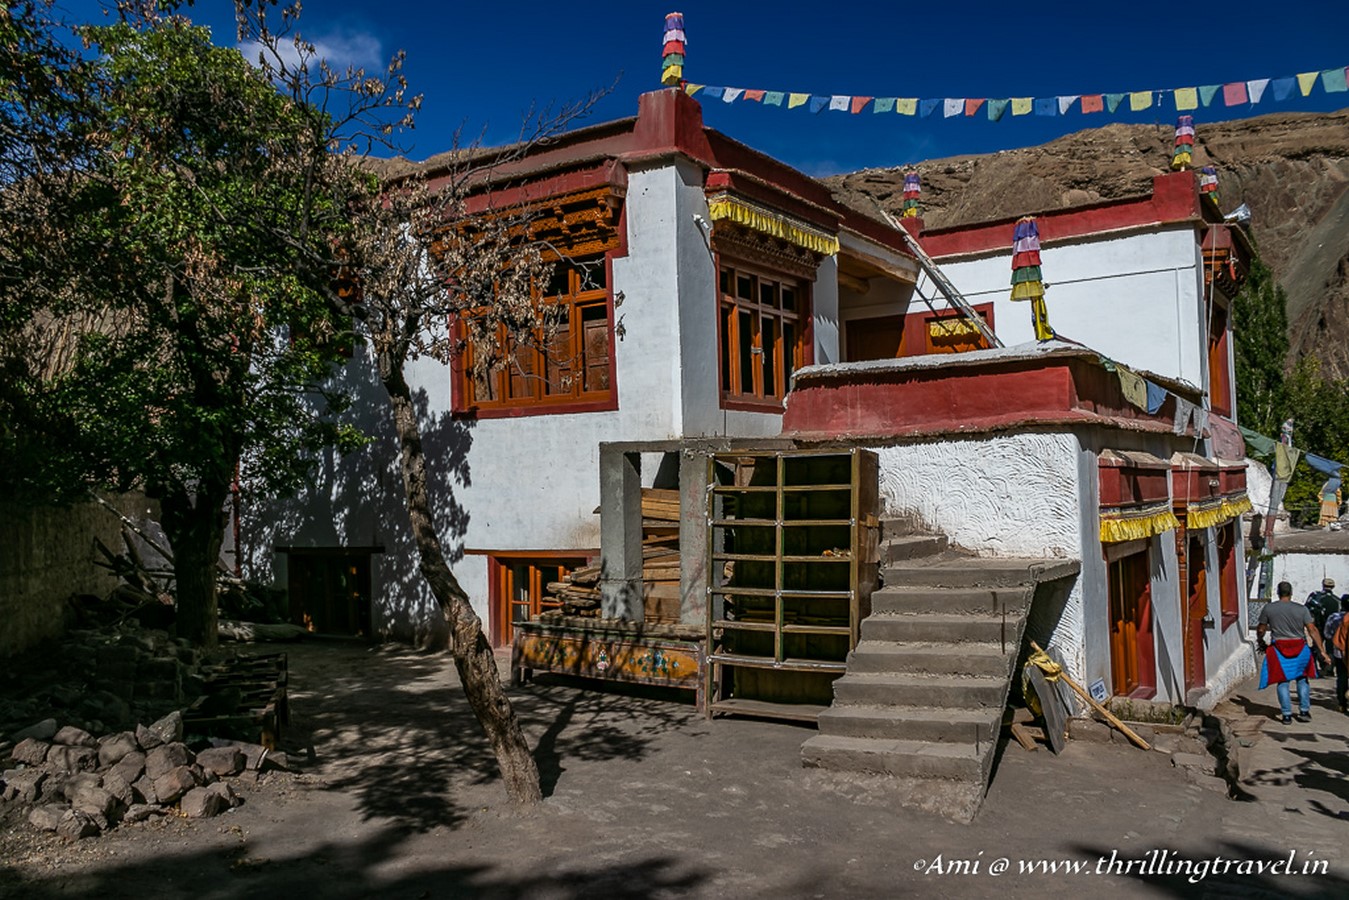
[239,0,606,803]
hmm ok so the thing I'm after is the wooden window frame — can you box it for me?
[1207,301,1233,418]
[486,552,590,648]
[452,255,618,419]
[716,259,812,411]
[1216,521,1240,630]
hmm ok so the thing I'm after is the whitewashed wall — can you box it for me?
[245,158,849,644]
[933,227,1207,388]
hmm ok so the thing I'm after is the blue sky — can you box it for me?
[63,0,1349,176]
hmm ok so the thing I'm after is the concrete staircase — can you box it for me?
[800,519,1079,819]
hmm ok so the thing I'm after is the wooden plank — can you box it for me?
[1009,722,1039,752]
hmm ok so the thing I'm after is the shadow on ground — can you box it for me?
[0,826,708,900]
[275,643,701,833]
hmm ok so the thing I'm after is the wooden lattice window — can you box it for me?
[489,555,586,646]
[718,262,810,408]
[458,257,613,413]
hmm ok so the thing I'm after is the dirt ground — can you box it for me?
[1,641,1345,899]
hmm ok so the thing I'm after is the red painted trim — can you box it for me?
[457,162,627,215]
[919,171,1204,259]
[456,396,619,421]
[721,398,787,414]
[782,351,1190,442]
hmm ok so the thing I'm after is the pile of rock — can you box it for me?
[1,709,276,839]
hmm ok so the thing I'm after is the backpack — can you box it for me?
[1335,617,1349,656]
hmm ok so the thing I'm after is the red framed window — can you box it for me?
[488,554,589,647]
[1207,302,1232,418]
[456,257,615,415]
[895,303,995,357]
[718,262,811,409]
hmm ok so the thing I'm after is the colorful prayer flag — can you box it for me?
[965,98,985,116]
[1034,97,1057,116]
[1129,91,1152,111]
[873,97,896,113]
[744,89,766,102]
[764,91,784,106]
[1222,82,1248,106]
[851,96,873,114]
[1011,97,1032,116]
[702,86,724,100]
[788,92,809,109]
[1272,77,1295,101]
[1105,93,1125,112]
[896,98,917,115]
[920,98,939,117]
[1297,72,1318,96]
[1080,94,1104,114]
[684,84,704,96]
[1198,85,1219,107]
[1057,95,1079,115]
[723,87,744,103]
[944,98,964,117]
[1247,78,1269,104]
[1321,68,1348,93]
[987,98,1010,120]
[809,95,829,113]
[1173,87,1198,110]
[828,95,850,112]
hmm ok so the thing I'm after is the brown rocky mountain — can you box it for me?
[825,110,1349,378]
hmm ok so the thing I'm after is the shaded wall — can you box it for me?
[0,493,157,655]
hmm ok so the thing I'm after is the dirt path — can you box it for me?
[2,642,1345,899]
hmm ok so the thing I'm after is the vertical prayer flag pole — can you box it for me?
[1171,116,1195,171]
[901,168,921,218]
[661,12,686,87]
[1010,216,1055,342]
[1199,166,1219,207]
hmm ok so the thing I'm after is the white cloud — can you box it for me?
[239,29,385,74]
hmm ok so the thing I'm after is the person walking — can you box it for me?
[1323,595,1349,714]
[1305,577,1338,636]
[1257,581,1332,724]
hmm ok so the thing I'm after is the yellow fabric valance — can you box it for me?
[1185,493,1253,530]
[1100,506,1181,543]
[707,195,840,256]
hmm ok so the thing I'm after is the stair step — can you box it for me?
[870,585,1032,616]
[831,672,1008,707]
[881,534,948,562]
[860,612,1024,645]
[801,734,985,781]
[846,641,1012,677]
[882,556,1079,589]
[816,704,1001,743]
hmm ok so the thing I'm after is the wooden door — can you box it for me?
[286,550,373,637]
[1109,550,1155,697]
[1184,535,1208,693]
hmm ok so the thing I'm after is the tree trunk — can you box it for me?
[380,360,543,804]
[159,481,228,650]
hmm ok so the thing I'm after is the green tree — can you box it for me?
[0,3,381,646]
[1230,254,1288,435]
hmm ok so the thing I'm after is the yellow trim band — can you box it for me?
[707,196,840,256]
[1100,508,1181,543]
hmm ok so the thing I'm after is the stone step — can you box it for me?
[846,641,1013,678]
[879,516,928,540]
[860,612,1023,645]
[880,534,948,563]
[816,704,1002,743]
[882,556,1080,589]
[831,672,1008,708]
[801,734,985,781]
[870,585,1032,616]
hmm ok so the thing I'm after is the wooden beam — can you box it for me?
[838,271,871,296]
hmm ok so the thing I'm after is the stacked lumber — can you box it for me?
[541,488,686,623]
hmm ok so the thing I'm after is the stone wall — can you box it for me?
[0,494,157,657]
